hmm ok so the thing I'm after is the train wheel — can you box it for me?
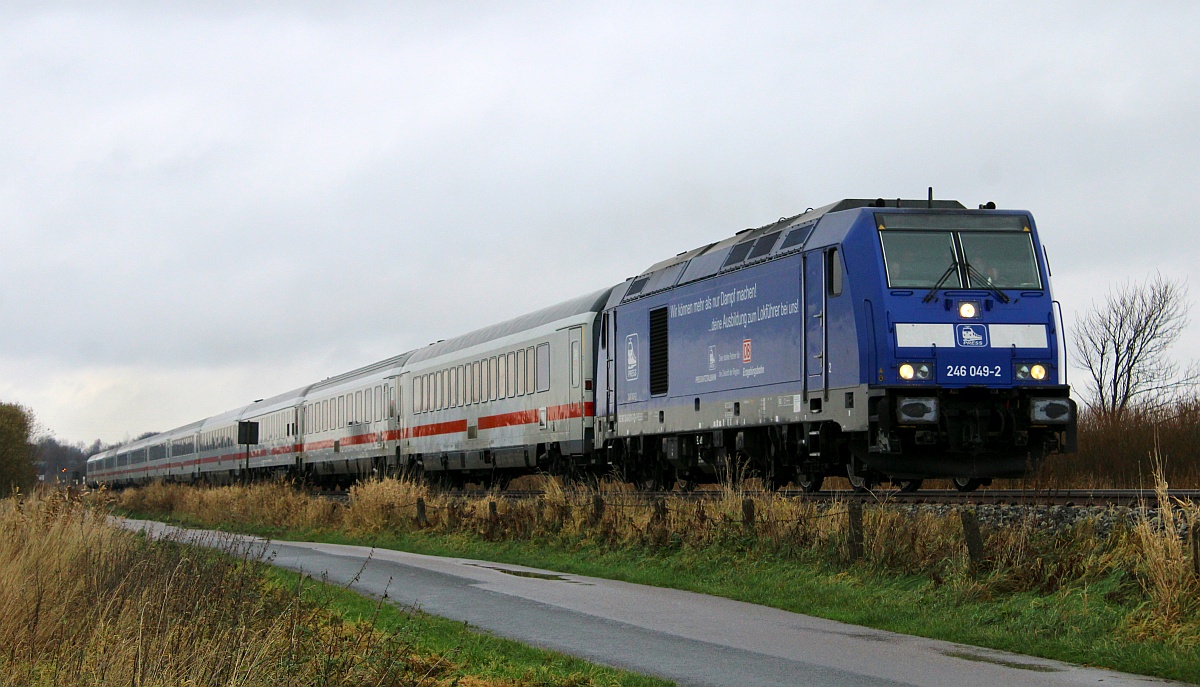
[953,477,982,492]
[798,473,824,493]
[896,479,923,493]
[846,464,875,493]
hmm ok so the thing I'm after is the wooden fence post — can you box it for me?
[591,494,605,526]
[742,498,756,533]
[960,508,985,571]
[1192,520,1199,578]
[416,497,428,528]
[488,500,499,522]
[650,498,667,527]
[847,500,864,562]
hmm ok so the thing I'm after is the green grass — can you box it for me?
[122,509,1200,685]
[261,566,672,687]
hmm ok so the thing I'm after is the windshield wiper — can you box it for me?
[963,262,1011,303]
[922,259,960,303]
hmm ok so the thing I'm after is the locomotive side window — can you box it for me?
[536,343,550,392]
[826,247,843,297]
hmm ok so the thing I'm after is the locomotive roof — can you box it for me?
[617,197,966,302]
[406,287,615,365]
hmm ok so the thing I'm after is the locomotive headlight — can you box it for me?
[1015,364,1048,381]
[898,363,932,381]
[958,301,979,319]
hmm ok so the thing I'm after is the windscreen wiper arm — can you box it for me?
[922,260,960,303]
[963,262,1011,303]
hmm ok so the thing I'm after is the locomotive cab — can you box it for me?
[857,207,1076,488]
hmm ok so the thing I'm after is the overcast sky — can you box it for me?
[3,2,1198,446]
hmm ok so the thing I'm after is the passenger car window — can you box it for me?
[507,352,516,397]
[516,350,525,395]
[536,343,550,392]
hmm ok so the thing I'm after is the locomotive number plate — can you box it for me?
[944,364,1003,379]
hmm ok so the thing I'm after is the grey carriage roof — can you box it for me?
[309,351,417,392]
[617,198,966,303]
[405,287,616,366]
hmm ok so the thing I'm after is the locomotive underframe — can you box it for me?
[858,386,1076,479]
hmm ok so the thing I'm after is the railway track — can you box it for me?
[316,487,1200,507]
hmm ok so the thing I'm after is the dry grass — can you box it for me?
[1036,398,1200,489]
[0,489,503,686]
[1125,464,1200,643]
[115,479,340,531]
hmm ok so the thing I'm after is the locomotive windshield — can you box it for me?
[877,213,1042,290]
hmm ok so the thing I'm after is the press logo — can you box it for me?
[956,324,988,348]
[625,334,639,381]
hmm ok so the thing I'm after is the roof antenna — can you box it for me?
[927,187,933,208]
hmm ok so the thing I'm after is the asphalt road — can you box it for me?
[120,518,1185,687]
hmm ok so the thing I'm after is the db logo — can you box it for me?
[742,339,752,363]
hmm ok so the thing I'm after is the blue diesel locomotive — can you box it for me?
[596,197,1075,492]
[87,196,1075,492]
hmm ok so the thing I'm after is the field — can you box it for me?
[110,470,1200,684]
[0,490,667,687]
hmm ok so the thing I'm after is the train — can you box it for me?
[87,196,1076,493]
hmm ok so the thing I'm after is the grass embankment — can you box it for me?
[1,490,669,687]
[112,477,1200,684]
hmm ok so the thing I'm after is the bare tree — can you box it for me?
[1073,273,1199,415]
